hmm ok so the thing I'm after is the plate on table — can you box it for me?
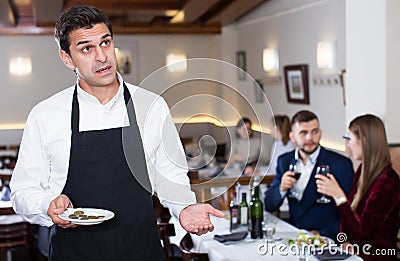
[286,232,334,250]
[59,208,114,225]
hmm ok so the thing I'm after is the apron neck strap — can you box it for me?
[71,82,134,134]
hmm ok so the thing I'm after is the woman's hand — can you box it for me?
[315,173,346,201]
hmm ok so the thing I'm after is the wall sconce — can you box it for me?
[166,53,187,72]
[9,57,32,76]
[316,41,336,69]
[263,48,279,73]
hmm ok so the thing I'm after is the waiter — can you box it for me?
[10,5,224,260]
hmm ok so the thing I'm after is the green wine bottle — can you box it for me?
[239,192,249,226]
[250,185,263,239]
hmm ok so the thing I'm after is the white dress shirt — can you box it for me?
[10,73,196,227]
[291,146,321,201]
[279,146,321,200]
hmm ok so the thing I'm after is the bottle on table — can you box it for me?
[250,184,263,239]
[239,192,249,227]
[229,192,239,231]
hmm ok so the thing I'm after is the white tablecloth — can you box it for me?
[0,191,25,224]
[190,212,363,261]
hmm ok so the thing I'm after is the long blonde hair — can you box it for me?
[349,114,391,210]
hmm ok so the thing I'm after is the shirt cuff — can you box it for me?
[40,194,57,219]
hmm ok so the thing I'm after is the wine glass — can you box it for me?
[262,219,277,242]
[288,159,301,199]
[316,165,331,203]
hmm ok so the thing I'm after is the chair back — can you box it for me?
[0,174,12,191]
[179,233,209,261]
[0,156,17,169]
[157,222,176,261]
[0,221,32,260]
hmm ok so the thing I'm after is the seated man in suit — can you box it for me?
[264,110,354,240]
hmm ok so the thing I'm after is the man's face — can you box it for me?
[290,119,322,155]
[237,122,253,139]
[60,23,118,90]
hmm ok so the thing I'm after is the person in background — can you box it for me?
[316,114,399,261]
[229,117,261,170]
[267,115,296,175]
[10,6,223,260]
[264,110,354,239]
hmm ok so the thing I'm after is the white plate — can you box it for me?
[285,234,334,249]
[59,208,114,225]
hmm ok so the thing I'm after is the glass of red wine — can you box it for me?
[288,159,301,199]
[316,165,331,203]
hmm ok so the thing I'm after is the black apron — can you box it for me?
[49,84,164,261]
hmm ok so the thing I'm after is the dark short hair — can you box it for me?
[291,110,319,127]
[55,5,113,54]
[236,117,252,128]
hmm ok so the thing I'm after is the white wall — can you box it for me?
[346,0,400,144]
[3,0,397,149]
[225,0,347,150]
[386,0,400,143]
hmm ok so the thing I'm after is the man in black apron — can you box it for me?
[10,5,224,260]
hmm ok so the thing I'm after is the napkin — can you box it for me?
[214,231,248,243]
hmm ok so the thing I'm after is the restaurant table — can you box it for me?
[0,191,24,222]
[189,212,363,261]
[189,165,274,206]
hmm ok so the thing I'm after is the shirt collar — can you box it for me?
[76,73,124,110]
[294,145,321,164]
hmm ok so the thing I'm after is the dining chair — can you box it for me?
[0,156,17,170]
[179,233,209,261]
[157,222,182,261]
[0,221,32,261]
[153,195,171,223]
[0,174,12,192]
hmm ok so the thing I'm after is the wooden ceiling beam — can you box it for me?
[64,0,184,10]
[112,22,221,34]
[0,26,54,35]
[208,0,266,26]
[11,0,34,26]
[0,1,16,26]
[32,0,64,26]
[179,0,219,23]
[0,23,220,35]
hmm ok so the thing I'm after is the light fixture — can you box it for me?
[166,53,187,72]
[263,48,279,73]
[316,41,336,69]
[9,57,32,76]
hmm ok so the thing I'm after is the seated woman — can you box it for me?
[228,117,261,171]
[267,115,296,175]
[316,114,399,261]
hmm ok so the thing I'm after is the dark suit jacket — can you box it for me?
[264,146,354,239]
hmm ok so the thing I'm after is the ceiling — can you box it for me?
[0,0,268,35]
